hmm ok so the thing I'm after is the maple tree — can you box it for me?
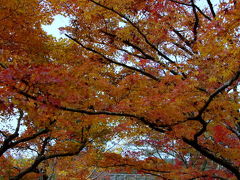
[1,0,240,179]
[0,0,112,179]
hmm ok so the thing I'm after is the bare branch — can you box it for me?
[190,0,199,42]
[169,0,212,20]
[14,109,24,136]
[195,5,212,21]
[0,130,7,137]
[206,0,216,17]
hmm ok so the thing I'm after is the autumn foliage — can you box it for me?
[0,0,240,179]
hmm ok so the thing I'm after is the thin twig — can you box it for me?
[65,34,160,81]
[87,0,177,65]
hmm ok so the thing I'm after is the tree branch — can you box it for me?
[193,117,208,142]
[226,125,240,140]
[65,34,160,81]
[39,137,50,156]
[169,0,212,21]
[198,70,240,117]
[16,86,169,133]
[57,105,169,133]
[0,130,7,137]
[172,29,192,47]
[87,0,177,65]
[0,128,50,157]
[101,30,156,60]
[206,0,216,17]
[190,0,199,42]
[13,109,24,136]
[172,42,194,56]
[10,142,87,180]
[0,62,7,69]
[0,119,55,157]
[183,138,240,179]
[0,111,24,156]
[100,31,181,76]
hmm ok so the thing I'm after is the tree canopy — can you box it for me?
[0,0,239,179]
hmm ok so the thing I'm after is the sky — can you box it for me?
[42,15,70,39]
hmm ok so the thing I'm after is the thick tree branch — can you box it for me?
[10,141,87,180]
[0,129,50,157]
[198,70,240,117]
[13,109,23,136]
[190,0,199,42]
[0,111,24,156]
[16,87,169,133]
[193,117,208,142]
[183,138,240,179]
[0,119,55,157]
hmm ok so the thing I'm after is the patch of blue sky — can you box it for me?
[42,15,70,39]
